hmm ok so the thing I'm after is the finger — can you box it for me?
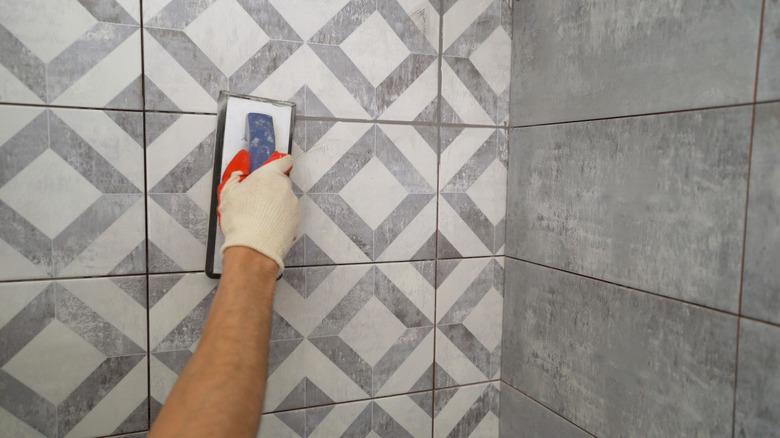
[261,154,293,175]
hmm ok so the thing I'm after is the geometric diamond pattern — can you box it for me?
[145,113,217,272]
[436,258,503,387]
[0,149,102,239]
[0,106,145,280]
[0,0,511,435]
[291,121,438,265]
[149,262,435,416]
[434,382,500,438]
[441,0,511,125]
[0,277,148,438]
[438,128,507,258]
[0,0,142,108]
[142,0,440,120]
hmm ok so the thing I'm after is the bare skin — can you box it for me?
[149,246,278,438]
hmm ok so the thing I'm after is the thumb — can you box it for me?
[220,171,243,195]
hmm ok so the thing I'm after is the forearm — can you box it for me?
[150,247,278,438]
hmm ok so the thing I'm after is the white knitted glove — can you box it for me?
[219,155,298,270]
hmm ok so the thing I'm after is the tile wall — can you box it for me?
[0,0,511,437]
[502,0,780,437]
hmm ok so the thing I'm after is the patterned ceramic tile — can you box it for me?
[0,276,148,437]
[0,106,145,280]
[145,113,217,272]
[291,121,438,264]
[438,128,506,257]
[434,382,499,438]
[441,0,511,125]
[256,392,432,437]
[150,262,435,414]
[0,0,142,108]
[435,258,502,387]
[148,273,218,420]
[142,0,439,121]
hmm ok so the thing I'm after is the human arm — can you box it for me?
[149,155,298,438]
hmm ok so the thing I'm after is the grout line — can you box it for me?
[144,108,217,116]
[0,101,146,113]
[138,0,153,430]
[500,379,598,438]
[431,3,445,434]
[96,430,149,438]
[264,387,435,416]
[297,115,504,129]
[509,101,759,129]
[263,380,501,418]
[502,0,514,399]
[0,271,164,284]
[434,378,501,392]
[732,1,766,436]
[0,102,505,130]
[503,255,780,330]
[0,256,494,283]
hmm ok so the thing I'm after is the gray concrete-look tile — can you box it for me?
[743,102,780,325]
[499,383,590,438]
[506,107,751,312]
[734,319,780,438]
[502,259,737,438]
[510,0,761,125]
[758,0,780,100]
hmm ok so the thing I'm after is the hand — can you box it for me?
[218,153,298,271]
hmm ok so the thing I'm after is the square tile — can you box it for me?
[142,0,439,120]
[503,259,737,437]
[499,383,590,438]
[0,0,142,108]
[438,128,506,257]
[435,258,503,387]
[734,319,780,438]
[742,103,780,325]
[0,276,148,437]
[150,262,435,414]
[291,121,438,264]
[758,0,780,100]
[434,382,499,438]
[0,106,145,280]
[507,107,751,312]
[510,0,760,125]
[145,113,217,272]
[441,0,511,125]
[255,391,432,437]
